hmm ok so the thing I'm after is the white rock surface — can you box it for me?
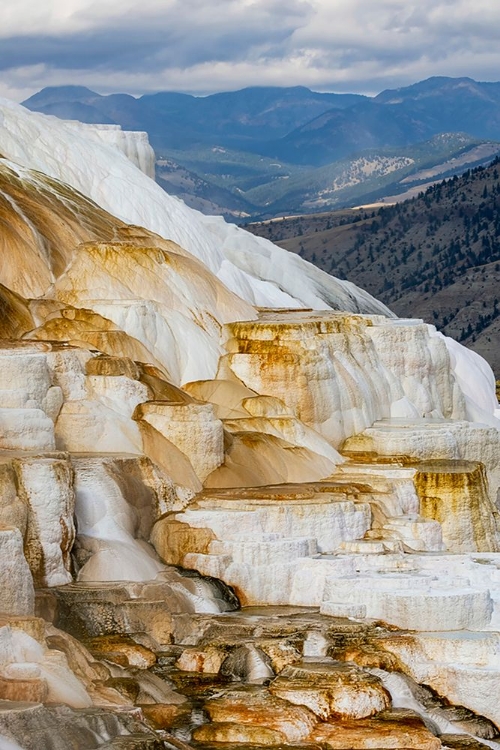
[72,457,165,582]
[64,122,156,179]
[0,528,34,616]
[14,457,75,587]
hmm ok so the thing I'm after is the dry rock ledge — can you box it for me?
[0,98,499,749]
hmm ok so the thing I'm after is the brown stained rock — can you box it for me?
[270,677,389,722]
[84,635,157,669]
[104,677,141,703]
[203,687,318,742]
[89,683,136,708]
[175,647,226,674]
[310,710,441,749]
[140,702,189,730]
[192,721,287,745]
[270,660,390,721]
[337,644,404,672]
[440,736,498,749]
[0,675,48,703]
[145,611,175,647]
[257,639,302,673]
[151,518,215,566]
[85,355,141,380]
[415,461,500,553]
[46,627,110,686]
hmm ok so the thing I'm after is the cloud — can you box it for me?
[1,0,500,100]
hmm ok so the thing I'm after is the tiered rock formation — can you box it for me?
[0,99,499,749]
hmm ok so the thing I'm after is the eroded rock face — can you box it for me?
[135,401,224,482]
[415,461,499,553]
[0,528,34,616]
[310,711,442,749]
[15,455,75,586]
[220,311,478,448]
[51,241,255,384]
[270,660,390,720]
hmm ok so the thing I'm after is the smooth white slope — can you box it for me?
[64,122,156,179]
[0,98,392,314]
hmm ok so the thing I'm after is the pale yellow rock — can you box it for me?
[192,721,287,745]
[138,421,202,494]
[183,377,257,419]
[222,415,342,464]
[136,401,224,482]
[205,431,338,488]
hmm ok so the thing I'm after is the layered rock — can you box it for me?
[0,96,499,750]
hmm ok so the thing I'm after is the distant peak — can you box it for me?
[22,86,100,107]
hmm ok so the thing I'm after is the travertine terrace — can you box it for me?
[0,98,499,749]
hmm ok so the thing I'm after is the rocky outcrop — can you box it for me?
[0,97,500,749]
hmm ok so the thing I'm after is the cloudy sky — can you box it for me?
[1,0,499,100]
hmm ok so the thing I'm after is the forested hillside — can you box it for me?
[246,158,500,373]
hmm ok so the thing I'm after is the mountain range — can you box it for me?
[23,77,500,219]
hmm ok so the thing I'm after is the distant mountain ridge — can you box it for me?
[23,77,500,220]
[23,85,365,151]
[266,77,500,166]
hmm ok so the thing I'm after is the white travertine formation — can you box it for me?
[14,456,75,587]
[344,418,500,508]
[72,456,166,583]
[0,347,62,451]
[379,630,500,727]
[1,94,500,743]
[64,122,156,179]
[0,528,34,616]
[51,243,254,384]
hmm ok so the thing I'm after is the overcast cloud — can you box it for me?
[1,0,499,100]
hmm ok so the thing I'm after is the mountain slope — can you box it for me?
[262,77,500,166]
[241,134,500,216]
[245,158,500,374]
